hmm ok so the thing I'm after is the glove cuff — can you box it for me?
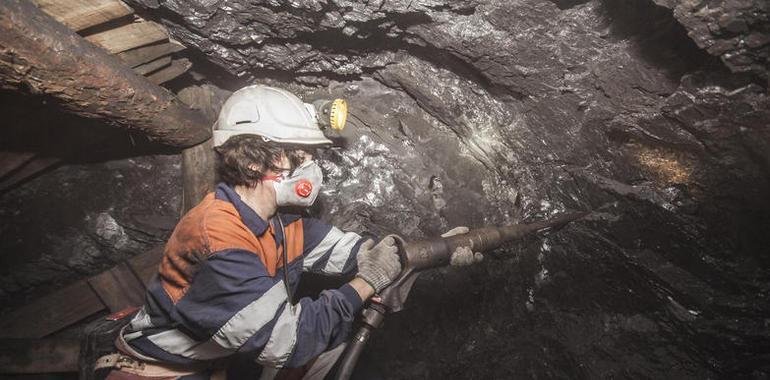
[356,271,390,293]
[355,274,379,293]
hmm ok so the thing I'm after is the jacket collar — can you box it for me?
[214,183,302,237]
[214,183,269,236]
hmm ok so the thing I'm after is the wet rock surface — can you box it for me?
[2,0,768,378]
[653,0,769,80]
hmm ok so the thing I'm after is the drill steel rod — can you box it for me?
[404,211,588,271]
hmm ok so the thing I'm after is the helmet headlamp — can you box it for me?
[312,98,348,132]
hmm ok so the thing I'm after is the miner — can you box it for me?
[99,85,480,380]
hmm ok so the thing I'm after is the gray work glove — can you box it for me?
[356,236,402,293]
[442,226,484,266]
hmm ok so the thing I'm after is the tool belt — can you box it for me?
[95,353,144,371]
[79,307,209,380]
[95,352,207,378]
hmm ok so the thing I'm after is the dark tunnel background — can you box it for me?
[1,0,769,378]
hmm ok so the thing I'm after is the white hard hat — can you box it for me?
[213,85,332,146]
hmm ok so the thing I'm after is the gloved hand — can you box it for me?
[442,227,484,266]
[356,236,402,293]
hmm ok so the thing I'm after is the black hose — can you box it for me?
[334,324,373,380]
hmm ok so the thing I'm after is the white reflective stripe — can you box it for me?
[212,280,288,349]
[257,303,302,367]
[148,329,198,352]
[122,331,144,341]
[303,227,345,270]
[146,329,231,360]
[323,232,360,273]
[127,307,153,334]
[146,281,288,360]
[187,339,236,360]
[124,307,153,342]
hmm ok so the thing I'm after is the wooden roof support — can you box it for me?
[147,58,193,85]
[117,41,185,68]
[132,56,171,76]
[0,155,60,193]
[0,0,211,148]
[31,0,133,32]
[177,85,226,212]
[0,280,106,339]
[0,246,161,339]
[85,21,168,54]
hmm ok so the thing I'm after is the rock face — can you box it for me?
[0,154,181,304]
[2,0,767,378]
[654,0,769,80]
[123,0,769,378]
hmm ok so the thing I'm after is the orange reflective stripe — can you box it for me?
[284,219,304,265]
[261,219,304,275]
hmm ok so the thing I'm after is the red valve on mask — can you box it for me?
[295,180,313,198]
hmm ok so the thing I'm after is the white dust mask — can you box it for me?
[270,161,322,207]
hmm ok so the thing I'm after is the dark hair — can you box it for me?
[214,134,284,187]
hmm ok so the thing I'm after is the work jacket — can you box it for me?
[120,183,365,373]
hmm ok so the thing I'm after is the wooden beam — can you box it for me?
[181,140,216,211]
[0,245,161,339]
[117,41,184,68]
[177,85,226,212]
[0,338,79,373]
[31,0,133,32]
[0,152,36,179]
[84,21,168,54]
[133,55,171,75]
[0,156,61,193]
[147,58,192,85]
[0,0,211,148]
[126,245,163,286]
[0,280,104,339]
[87,262,146,312]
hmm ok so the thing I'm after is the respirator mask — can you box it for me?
[267,161,323,207]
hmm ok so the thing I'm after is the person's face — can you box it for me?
[262,148,314,180]
[262,148,315,207]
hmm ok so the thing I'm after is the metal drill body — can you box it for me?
[402,211,587,272]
